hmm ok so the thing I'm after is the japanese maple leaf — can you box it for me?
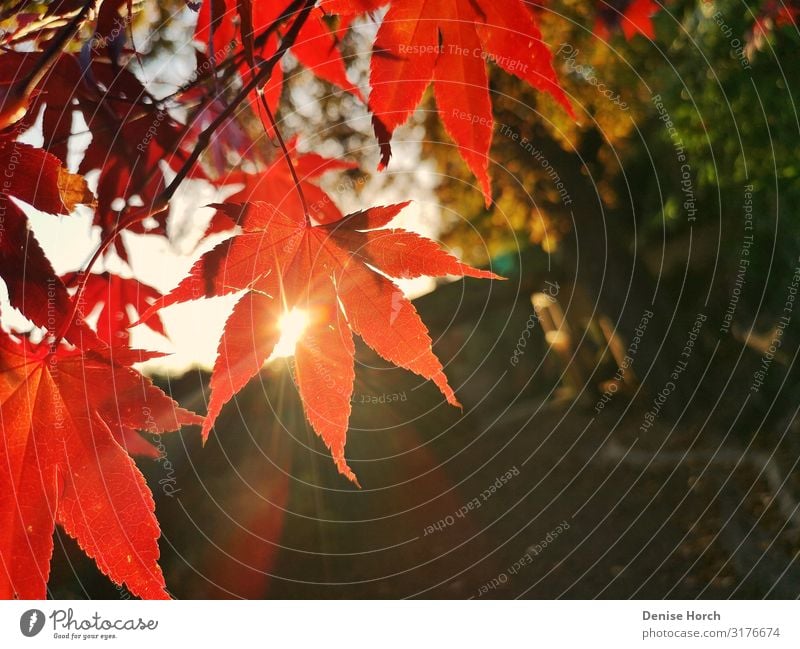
[61,272,167,345]
[357,0,573,206]
[0,333,202,599]
[74,60,204,260]
[0,52,80,164]
[140,201,500,483]
[20,51,203,255]
[0,133,99,348]
[205,139,357,234]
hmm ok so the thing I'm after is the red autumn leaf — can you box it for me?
[287,7,364,101]
[0,51,202,262]
[206,140,357,235]
[0,134,99,348]
[594,0,660,41]
[0,51,83,164]
[0,333,202,599]
[115,425,162,459]
[62,272,167,345]
[74,61,204,260]
[93,0,134,62]
[0,133,94,215]
[620,0,659,39]
[0,203,96,348]
[359,0,573,206]
[140,201,501,483]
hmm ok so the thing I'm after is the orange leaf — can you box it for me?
[366,0,573,206]
[0,335,202,599]
[143,201,502,483]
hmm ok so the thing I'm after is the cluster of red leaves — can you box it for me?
[0,337,201,599]
[197,0,364,116]
[61,272,166,346]
[0,0,671,599]
[359,0,575,205]
[0,71,201,596]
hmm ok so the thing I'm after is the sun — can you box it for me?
[271,308,311,359]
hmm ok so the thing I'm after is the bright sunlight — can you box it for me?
[271,308,311,359]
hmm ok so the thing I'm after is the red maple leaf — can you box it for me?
[0,51,201,261]
[344,0,573,206]
[205,138,358,235]
[0,133,99,348]
[62,272,167,346]
[0,52,81,164]
[141,201,500,483]
[0,333,202,599]
[74,60,204,260]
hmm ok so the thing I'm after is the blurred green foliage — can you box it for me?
[430,0,800,317]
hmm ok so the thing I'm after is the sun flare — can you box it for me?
[271,308,311,359]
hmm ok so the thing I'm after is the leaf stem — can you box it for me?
[259,99,311,222]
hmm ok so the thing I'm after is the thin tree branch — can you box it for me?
[20,0,97,101]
